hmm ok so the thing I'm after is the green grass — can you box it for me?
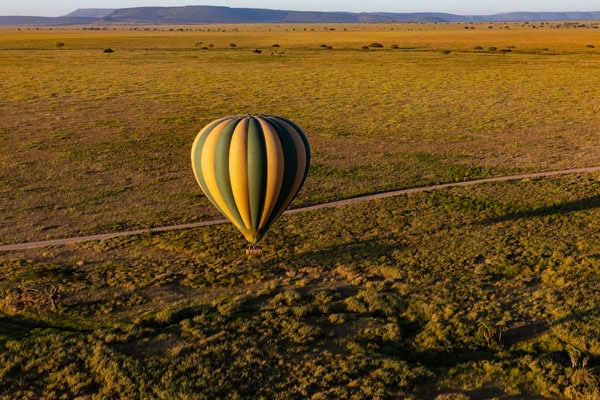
[1,23,600,399]
[2,174,600,398]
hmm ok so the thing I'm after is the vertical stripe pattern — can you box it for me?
[191,115,311,244]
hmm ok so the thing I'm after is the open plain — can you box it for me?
[1,22,600,399]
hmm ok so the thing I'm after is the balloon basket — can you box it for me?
[245,244,263,255]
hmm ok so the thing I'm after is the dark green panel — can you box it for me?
[278,116,311,178]
[246,117,267,231]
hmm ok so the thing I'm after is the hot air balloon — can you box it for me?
[191,114,310,254]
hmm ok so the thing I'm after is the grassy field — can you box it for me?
[1,23,600,399]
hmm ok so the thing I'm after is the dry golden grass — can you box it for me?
[2,23,600,245]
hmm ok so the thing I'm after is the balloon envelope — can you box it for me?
[191,115,310,244]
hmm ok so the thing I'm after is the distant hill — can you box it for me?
[101,6,393,24]
[64,9,116,18]
[478,11,600,21]
[374,12,472,22]
[1,6,600,26]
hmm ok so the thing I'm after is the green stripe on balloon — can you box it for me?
[247,117,267,232]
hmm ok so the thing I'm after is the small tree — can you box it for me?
[56,42,65,49]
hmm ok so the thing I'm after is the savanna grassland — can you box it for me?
[1,22,600,399]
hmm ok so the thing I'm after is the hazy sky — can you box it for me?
[2,1,600,17]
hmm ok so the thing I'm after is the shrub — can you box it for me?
[103,48,114,53]
[369,42,384,48]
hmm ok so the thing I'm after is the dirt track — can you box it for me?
[2,166,600,252]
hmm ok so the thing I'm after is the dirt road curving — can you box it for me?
[2,166,600,252]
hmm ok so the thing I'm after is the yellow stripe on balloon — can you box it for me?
[257,118,284,229]
[200,119,241,226]
[229,118,252,230]
[191,117,228,188]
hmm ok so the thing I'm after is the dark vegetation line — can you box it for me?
[2,166,600,252]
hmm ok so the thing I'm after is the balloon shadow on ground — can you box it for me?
[0,312,91,339]
[481,195,600,225]
[295,237,403,267]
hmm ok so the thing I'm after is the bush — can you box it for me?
[369,42,384,48]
